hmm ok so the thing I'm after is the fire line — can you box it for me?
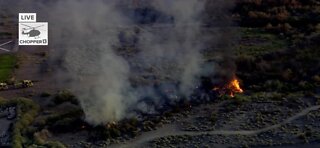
[213,76,244,97]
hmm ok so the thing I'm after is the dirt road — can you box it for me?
[111,105,320,148]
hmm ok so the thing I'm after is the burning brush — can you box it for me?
[213,75,244,97]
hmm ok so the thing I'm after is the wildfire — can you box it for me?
[213,76,244,97]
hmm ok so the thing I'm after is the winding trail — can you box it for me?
[110,105,320,148]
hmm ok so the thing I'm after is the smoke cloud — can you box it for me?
[0,0,235,125]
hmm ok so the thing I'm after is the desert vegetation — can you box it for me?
[0,54,16,81]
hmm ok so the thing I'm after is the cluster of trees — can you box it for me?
[233,0,320,33]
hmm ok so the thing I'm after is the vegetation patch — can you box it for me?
[0,54,16,81]
[236,28,288,56]
[0,97,66,148]
[0,97,40,148]
[53,90,78,105]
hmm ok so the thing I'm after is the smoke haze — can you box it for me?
[0,0,235,125]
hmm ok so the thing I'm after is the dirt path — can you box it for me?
[0,47,58,100]
[111,105,320,148]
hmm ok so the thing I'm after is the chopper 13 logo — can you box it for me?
[18,13,48,45]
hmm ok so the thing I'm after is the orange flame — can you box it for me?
[227,78,243,97]
[213,76,244,97]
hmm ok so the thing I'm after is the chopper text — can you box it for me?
[19,39,47,45]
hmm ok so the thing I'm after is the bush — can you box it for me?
[298,81,314,90]
[109,127,121,137]
[209,113,217,123]
[53,90,78,105]
[265,23,273,30]
[33,132,46,145]
[234,94,252,105]
[94,125,122,139]
[312,75,320,83]
[45,107,83,126]
[40,92,51,98]
[264,80,284,91]
[50,117,78,132]
[34,117,47,126]
[255,60,271,72]
[44,141,66,148]
[282,69,294,81]
[236,55,256,71]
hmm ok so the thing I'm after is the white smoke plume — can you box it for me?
[0,0,235,125]
[47,0,135,124]
[152,0,205,94]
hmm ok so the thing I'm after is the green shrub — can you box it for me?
[0,54,16,81]
[269,92,284,101]
[53,90,78,105]
[264,80,284,91]
[40,92,51,98]
[312,75,320,83]
[209,113,217,123]
[221,94,233,100]
[109,127,121,137]
[45,107,83,126]
[95,125,122,139]
[236,54,256,71]
[33,132,46,145]
[298,81,315,90]
[234,94,252,104]
[45,141,66,148]
[34,117,47,126]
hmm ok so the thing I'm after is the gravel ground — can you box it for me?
[105,93,320,148]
